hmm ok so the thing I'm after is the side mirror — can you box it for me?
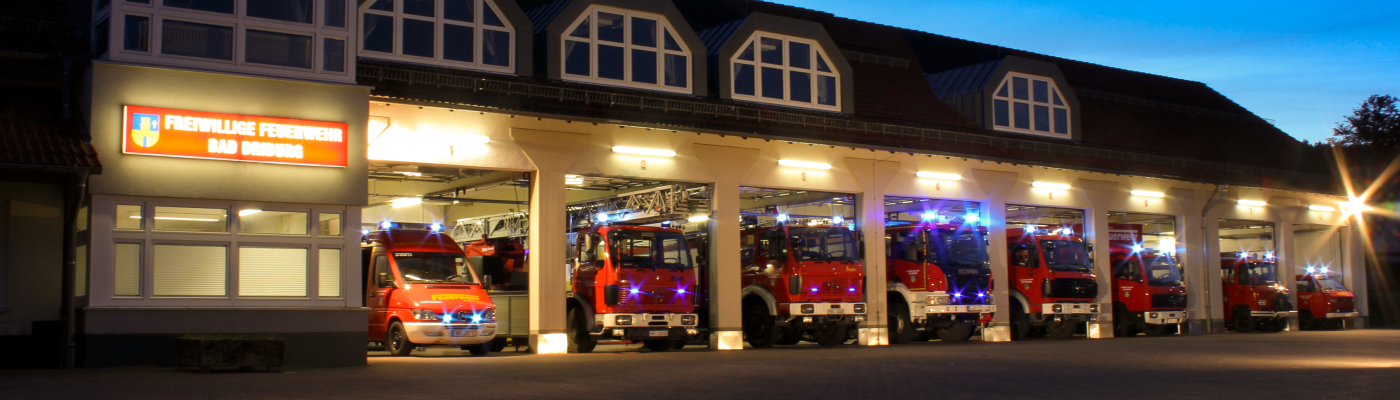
[482,274,493,289]
[1087,244,1095,253]
[378,272,397,289]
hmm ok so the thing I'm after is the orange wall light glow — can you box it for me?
[122,105,349,167]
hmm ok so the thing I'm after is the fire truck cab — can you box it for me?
[1295,269,1357,330]
[362,225,497,356]
[1105,224,1186,337]
[884,217,994,343]
[1220,252,1292,332]
[738,221,867,347]
[565,223,700,352]
[1006,227,1099,339]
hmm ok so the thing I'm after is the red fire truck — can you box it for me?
[1005,226,1099,339]
[1295,269,1357,330]
[1220,252,1291,332]
[1102,224,1186,337]
[362,224,497,356]
[884,215,994,343]
[733,218,867,347]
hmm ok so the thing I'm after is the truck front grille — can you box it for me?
[1047,279,1097,299]
[1151,294,1187,309]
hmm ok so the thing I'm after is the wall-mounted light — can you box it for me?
[1237,199,1267,207]
[1308,205,1335,212]
[390,197,423,208]
[1032,181,1071,190]
[238,209,263,216]
[1130,190,1165,198]
[916,171,962,180]
[565,174,585,185]
[613,146,676,157]
[778,159,831,170]
[1341,197,1371,215]
[688,215,710,223]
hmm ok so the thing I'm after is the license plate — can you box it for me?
[649,330,669,337]
[827,308,844,315]
[451,329,478,337]
[1166,319,1180,324]
[966,306,982,312]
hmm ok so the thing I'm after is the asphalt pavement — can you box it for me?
[3,329,1398,399]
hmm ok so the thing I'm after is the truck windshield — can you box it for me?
[1249,262,1279,285]
[1039,240,1091,272]
[1146,255,1183,286]
[939,230,989,266]
[393,252,477,284]
[1316,275,1348,291]
[892,230,926,263]
[611,230,693,270]
[789,227,859,262]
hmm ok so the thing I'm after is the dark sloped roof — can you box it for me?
[696,19,743,56]
[524,0,572,34]
[0,89,100,171]
[925,60,1000,99]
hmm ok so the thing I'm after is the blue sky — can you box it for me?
[767,0,1400,144]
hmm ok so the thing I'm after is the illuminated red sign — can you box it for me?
[122,105,349,167]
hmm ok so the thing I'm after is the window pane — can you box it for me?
[319,248,341,297]
[734,63,754,95]
[483,3,505,27]
[817,75,836,106]
[247,0,314,24]
[154,245,226,296]
[246,29,313,69]
[664,54,686,87]
[116,205,143,230]
[664,29,681,51]
[362,14,394,53]
[996,82,1008,98]
[114,243,141,296]
[564,40,589,76]
[1053,89,1064,106]
[632,49,657,84]
[444,24,475,62]
[1033,80,1048,103]
[1012,77,1028,100]
[324,0,346,28]
[445,0,474,23]
[761,67,783,99]
[631,17,656,48]
[817,53,831,72]
[161,20,232,60]
[153,206,227,232]
[482,29,510,66]
[1054,108,1068,134]
[163,0,233,14]
[569,16,590,38]
[789,41,810,69]
[1034,105,1050,132]
[367,0,393,12]
[790,71,811,102]
[240,210,308,235]
[123,15,149,52]
[597,12,623,43]
[323,38,345,72]
[737,41,754,61]
[404,0,434,17]
[402,19,435,57]
[760,37,782,65]
[319,213,343,236]
[1013,102,1030,129]
[239,247,307,297]
[598,44,624,80]
[994,99,1009,126]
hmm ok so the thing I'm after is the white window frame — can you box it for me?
[559,5,692,94]
[730,31,840,112]
[87,195,355,308]
[358,0,516,75]
[992,72,1072,138]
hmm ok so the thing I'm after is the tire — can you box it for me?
[386,321,415,357]
[643,339,672,352]
[490,337,509,352]
[1010,302,1030,340]
[1143,324,1176,336]
[742,301,778,348]
[888,302,917,344]
[467,342,491,356]
[934,320,976,343]
[1299,311,1318,331]
[567,308,596,354]
[911,330,931,342]
[1113,306,1138,338]
[811,321,849,347]
[1261,318,1287,333]
[672,340,687,350]
[775,327,801,345]
[1044,316,1077,339]
[1230,306,1255,333]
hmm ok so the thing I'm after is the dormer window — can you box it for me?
[730,32,839,112]
[993,72,1070,137]
[560,6,691,94]
[360,0,515,73]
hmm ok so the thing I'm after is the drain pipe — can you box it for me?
[1199,185,1227,334]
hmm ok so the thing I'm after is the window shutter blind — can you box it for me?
[154,245,226,296]
[114,243,142,296]
[239,247,307,297]
[319,248,341,297]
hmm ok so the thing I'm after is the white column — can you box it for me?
[971,169,1018,342]
[1270,197,1302,331]
[511,129,591,354]
[1344,222,1368,328]
[1169,187,1214,335]
[1078,179,1120,338]
[847,158,899,346]
[693,144,759,350]
[1203,213,1226,332]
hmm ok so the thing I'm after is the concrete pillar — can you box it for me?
[847,158,900,346]
[1270,197,1302,331]
[1169,187,1218,334]
[1344,222,1368,328]
[971,169,1018,342]
[1203,210,1226,332]
[693,144,759,350]
[1078,179,1119,338]
[512,129,591,354]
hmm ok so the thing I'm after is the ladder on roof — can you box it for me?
[451,184,711,241]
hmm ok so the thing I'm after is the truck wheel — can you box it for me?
[672,340,687,350]
[567,308,596,354]
[643,340,672,352]
[1143,324,1176,336]
[1261,318,1287,333]
[934,320,976,343]
[1113,306,1138,338]
[888,303,916,344]
[775,327,801,345]
[1010,302,1030,340]
[490,337,509,352]
[1044,317,1077,339]
[742,301,778,348]
[467,342,491,356]
[386,322,415,357]
[811,322,848,347]
[1230,306,1255,333]
[1299,311,1317,331]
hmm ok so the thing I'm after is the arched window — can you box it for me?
[993,73,1070,136]
[560,6,691,94]
[730,32,839,112]
[360,0,514,74]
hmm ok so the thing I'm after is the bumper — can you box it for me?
[787,314,864,327]
[1143,310,1187,325]
[603,326,695,341]
[1250,311,1289,319]
[596,313,699,329]
[403,322,498,345]
[920,304,997,314]
[788,302,867,316]
[1326,311,1360,319]
[1040,303,1099,315]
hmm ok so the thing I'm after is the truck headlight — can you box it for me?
[1052,304,1063,313]
[801,304,815,314]
[681,315,697,326]
[1149,312,1158,319]
[615,315,633,326]
[411,309,442,322]
[853,304,866,314]
[1089,304,1099,313]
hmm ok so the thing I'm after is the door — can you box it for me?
[368,254,393,340]
[575,233,603,305]
[1114,259,1145,309]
